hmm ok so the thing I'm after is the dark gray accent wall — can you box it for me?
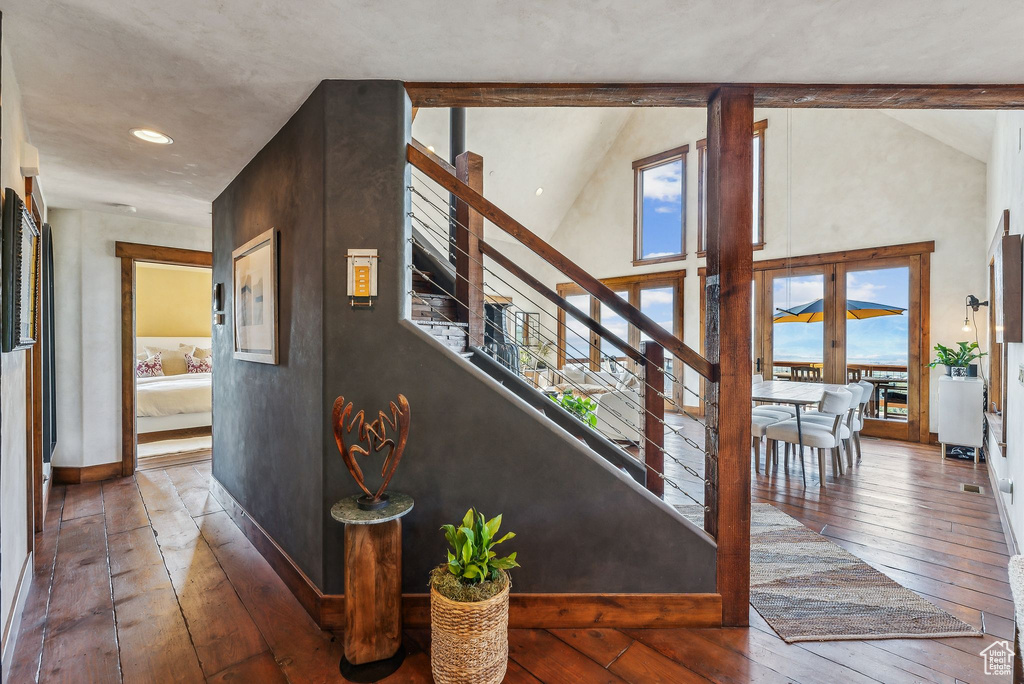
[212,85,327,586]
[215,80,716,597]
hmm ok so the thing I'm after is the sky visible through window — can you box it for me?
[641,159,683,258]
[846,267,909,365]
[772,268,909,365]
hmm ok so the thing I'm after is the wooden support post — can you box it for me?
[455,151,485,347]
[344,520,402,664]
[642,341,665,499]
[703,86,753,627]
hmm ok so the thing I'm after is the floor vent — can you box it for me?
[960,483,984,494]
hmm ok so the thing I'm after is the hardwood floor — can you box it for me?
[10,434,1013,683]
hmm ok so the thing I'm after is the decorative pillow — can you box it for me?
[182,344,212,360]
[185,352,213,374]
[145,346,188,375]
[136,353,164,378]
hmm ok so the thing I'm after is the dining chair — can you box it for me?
[765,388,853,486]
[847,367,863,382]
[752,412,786,473]
[792,366,822,382]
[851,379,874,461]
[795,382,866,467]
[751,373,795,420]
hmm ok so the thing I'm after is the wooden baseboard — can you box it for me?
[209,476,723,630]
[137,426,212,445]
[52,461,123,485]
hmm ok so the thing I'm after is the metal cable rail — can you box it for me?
[409,181,718,411]
[409,193,717,434]
[409,263,709,511]
[409,286,708,512]
[408,205,713,463]
[405,150,718,381]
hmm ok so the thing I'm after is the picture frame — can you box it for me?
[2,187,40,352]
[232,228,278,364]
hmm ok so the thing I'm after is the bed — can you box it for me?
[136,336,212,439]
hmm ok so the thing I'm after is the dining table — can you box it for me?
[752,380,846,486]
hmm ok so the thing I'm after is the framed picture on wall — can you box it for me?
[2,187,40,352]
[232,228,278,364]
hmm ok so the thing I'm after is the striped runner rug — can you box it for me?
[677,503,982,642]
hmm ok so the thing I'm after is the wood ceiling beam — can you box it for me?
[406,82,1024,109]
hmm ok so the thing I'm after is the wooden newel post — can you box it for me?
[455,151,485,348]
[704,87,753,628]
[641,341,665,499]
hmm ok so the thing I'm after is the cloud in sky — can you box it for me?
[642,161,682,202]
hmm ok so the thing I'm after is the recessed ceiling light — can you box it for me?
[426,145,435,153]
[535,187,544,196]
[113,203,137,214]
[793,95,815,104]
[130,128,173,144]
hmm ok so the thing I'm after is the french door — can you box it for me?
[752,256,922,441]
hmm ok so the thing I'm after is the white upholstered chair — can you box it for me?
[766,388,853,486]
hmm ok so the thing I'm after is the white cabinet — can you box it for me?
[936,376,984,461]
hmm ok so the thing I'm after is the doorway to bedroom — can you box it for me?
[134,262,213,469]
[117,242,213,474]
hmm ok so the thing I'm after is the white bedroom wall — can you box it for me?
[986,111,1024,546]
[0,40,37,668]
[549,108,988,430]
[48,208,210,468]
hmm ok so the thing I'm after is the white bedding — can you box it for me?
[137,373,212,418]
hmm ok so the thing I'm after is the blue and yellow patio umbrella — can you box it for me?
[773,299,906,323]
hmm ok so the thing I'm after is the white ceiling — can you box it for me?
[5,0,1023,225]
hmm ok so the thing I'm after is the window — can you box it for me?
[697,119,767,256]
[633,146,687,265]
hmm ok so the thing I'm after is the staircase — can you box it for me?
[411,269,469,356]
[405,138,729,520]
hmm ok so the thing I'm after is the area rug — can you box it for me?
[675,503,982,642]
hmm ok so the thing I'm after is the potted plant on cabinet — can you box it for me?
[430,509,519,684]
[929,341,987,378]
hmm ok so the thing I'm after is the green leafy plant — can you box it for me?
[441,509,519,583]
[928,341,987,368]
[548,390,598,428]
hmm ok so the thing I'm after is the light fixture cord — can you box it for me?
[972,306,988,385]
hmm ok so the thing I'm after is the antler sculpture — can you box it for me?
[332,394,410,510]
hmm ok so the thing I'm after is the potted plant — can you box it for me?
[548,390,598,429]
[929,341,987,378]
[430,509,519,684]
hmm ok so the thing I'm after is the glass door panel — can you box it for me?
[770,272,826,381]
[640,285,677,404]
[845,264,911,426]
[599,291,631,368]
[563,293,592,366]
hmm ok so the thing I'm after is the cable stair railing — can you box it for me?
[406,139,720,538]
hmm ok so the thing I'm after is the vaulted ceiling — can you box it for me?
[3,0,1019,225]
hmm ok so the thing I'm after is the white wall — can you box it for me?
[0,40,36,664]
[550,108,989,426]
[48,209,210,468]
[986,111,1024,545]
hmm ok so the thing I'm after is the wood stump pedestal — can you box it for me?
[331,493,414,678]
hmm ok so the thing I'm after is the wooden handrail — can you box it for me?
[479,241,645,365]
[408,142,717,381]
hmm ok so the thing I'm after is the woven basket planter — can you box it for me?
[430,577,510,684]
